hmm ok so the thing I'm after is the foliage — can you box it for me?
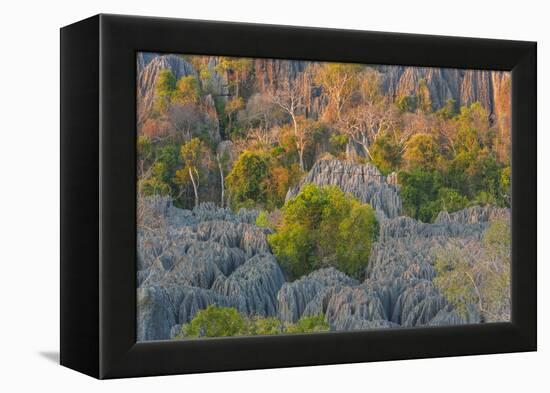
[434,218,511,321]
[139,144,179,198]
[226,149,302,210]
[256,209,283,231]
[140,55,511,236]
[174,138,212,207]
[314,63,363,122]
[398,169,442,222]
[435,187,469,213]
[284,315,330,334]
[403,133,439,170]
[174,75,201,105]
[370,133,402,174]
[435,99,458,119]
[453,103,493,154]
[180,305,245,338]
[154,69,177,115]
[335,203,379,277]
[268,184,378,279]
[139,176,171,196]
[416,79,432,112]
[226,150,270,209]
[177,305,329,338]
[244,316,283,336]
[395,94,418,113]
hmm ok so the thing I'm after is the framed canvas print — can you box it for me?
[60,14,536,379]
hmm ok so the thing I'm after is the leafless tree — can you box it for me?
[168,103,202,141]
[270,75,311,170]
[338,97,399,160]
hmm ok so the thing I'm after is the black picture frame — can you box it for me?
[60,14,537,379]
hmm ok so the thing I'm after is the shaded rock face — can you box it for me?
[286,159,402,219]
[212,254,285,317]
[137,199,274,341]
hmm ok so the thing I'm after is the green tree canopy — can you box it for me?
[174,75,201,105]
[176,305,330,338]
[154,69,177,115]
[403,133,439,170]
[370,133,402,175]
[268,183,378,279]
[180,305,245,338]
[226,150,269,209]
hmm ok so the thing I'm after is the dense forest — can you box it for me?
[136,53,511,340]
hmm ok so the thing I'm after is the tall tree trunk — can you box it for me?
[291,114,304,171]
[217,154,225,208]
[188,167,199,208]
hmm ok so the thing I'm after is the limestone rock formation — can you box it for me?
[277,268,358,323]
[137,188,507,340]
[137,198,273,340]
[378,65,509,114]
[211,254,285,317]
[286,159,402,219]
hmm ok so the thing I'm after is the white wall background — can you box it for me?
[0,0,546,390]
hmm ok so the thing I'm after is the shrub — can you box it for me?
[268,183,378,279]
[403,133,439,170]
[370,134,402,175]
[180,305,245,338]
[154,69,177,115]
[226,150,269,209]
[284,315,329,334]
[399,169,442,222]
[434,219,511,321]
[174,75,201,105]
[177,306,330,338]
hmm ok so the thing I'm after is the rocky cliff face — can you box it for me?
[286,159,402,219]
[137,54,510,142]
[378,65,510,114]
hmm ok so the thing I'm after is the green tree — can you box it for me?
[180,305,245,338]
[224,97,245,133]
[226,150,269,209]
[435,187,468,213]
[336,203,379,277]
[403,133,439,170]
[176,306,330,338]
[398,169,442,222]
[174,75,201,105]
[417,79,432,112]
[139,144,179,198]
[245,316,283,335]
[453,103,492,154]
[268,184,378,279]
[215,57,253,97]
[370,133,402,174]
[154,69,177,115]
[284,315,329,334]
[436,99,458,119]
[395,94,417,113]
